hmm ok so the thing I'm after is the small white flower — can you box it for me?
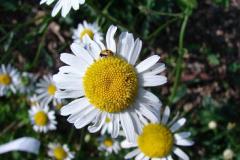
[100,114,113,135]
[98,137,121,155]
[48,143,74,160]
[208,120,217,130]
[72,20,103,44]
[40,0,85,17]
[36,74,59,106]
[121,106,194,160]
[17,72,39,95]
[29,104,57,133]
[53,25,167,142]
[223,149,234,160]
[0,64,20,96]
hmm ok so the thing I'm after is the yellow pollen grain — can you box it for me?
[0,74,12,85]
[83,56,138,113]
[137,123,174,158]
[80,28,94,40]
[104,139,113,147]
[53,146,67,160]
[34,111,48,126]
[48,84,56,96]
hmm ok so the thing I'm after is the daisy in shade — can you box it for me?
[53,25,167,142]
[48,143,74,160]
[36,74,59,106]
[29,104,57,133]
[0,64,20,96]
[40,0,85,17]
[121,106,194,160]
[72,20,103,44]
[98,137,121,156]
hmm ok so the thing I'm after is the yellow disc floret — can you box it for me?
[105,117,111,123]
[34,111,48,126]
[104,139,113,147]
[0,74,12,85]
[80,29,94,40]
[137,124,174,158]
[48,84,56,96]
[83,56,138,113]
[53,146,67,160]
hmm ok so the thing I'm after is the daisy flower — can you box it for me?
[18,72,38,94]
[121,106,194,160]
[29,104,57,133]
[72,20,103,44]
[48,143,74,160]
[98,137,121,155]
[36,74,59,106]
[53,25,167,142]
[0,64,20,96]
[40,0,85,17]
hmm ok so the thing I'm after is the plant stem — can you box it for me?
[168,14,189,104]
[138,6,183,18]
[146,17,178,41]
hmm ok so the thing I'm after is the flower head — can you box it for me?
[36,74,60,106]
[98,137,121,156]
[72,21,103,43]
[121,106,194,160]
[29,104,57,133]
[53,25,167,142]
[48,143,74,160]
[17,72,38,95]
[40,0,85,17]
[0,64,20,96]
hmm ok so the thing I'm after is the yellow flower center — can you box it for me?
[137,124,174,158]
[34,111,48,126]
[0,74,12,85]
[104,139,113,147]
[83,56,138,113]
[105,117,111,123]
[80,28,94,40]
[48,84,56,96]
[53,146,67,160]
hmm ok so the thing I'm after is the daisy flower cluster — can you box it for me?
[0,17,194,159]
[52,22,194,159]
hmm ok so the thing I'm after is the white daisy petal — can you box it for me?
[106,25,117,52]
[121,140,137,148]
[136,55,160,73]
[140,75,167,87]
[125,148,141,159]
[170,118,186,132]
[74,109,100,129]
[175,139,194,146]
[161,106,170,124]
[60,98,90,116]
[129,38,142,65]
[55,90,84,99]
[120,112,136,142]
[174,132,191,140]
[173,147,189,160]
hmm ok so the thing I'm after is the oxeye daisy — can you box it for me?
[36,74,59,106]
[53,25,167,142]
[0,64,20,96]
[18,72,38,94]
[98,137,121,155]
[29,104,57,133]
[48,143,74,160]
[72,20,103,43]
[40,0,85,17]
[121,106,194,160]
